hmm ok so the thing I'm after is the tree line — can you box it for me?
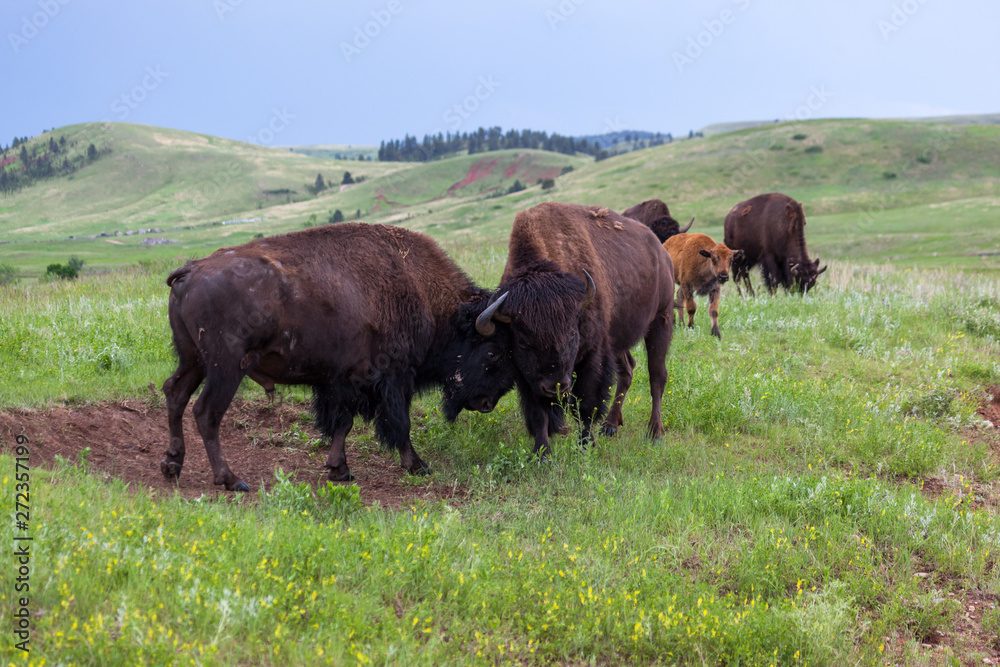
[377,127,601,162]
[0,133,106,196]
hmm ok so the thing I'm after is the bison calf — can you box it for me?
[663,233,742,339]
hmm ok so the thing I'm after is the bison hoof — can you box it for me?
[160,460,182,480]
[711,326,721,339]
[601,424,619,437]
[327,467,355,482]
[231,480,251,493]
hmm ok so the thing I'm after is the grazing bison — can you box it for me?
[723,193,826,295]
[161,224,516,491]
[622,199,694,243]
[474,202,675,456]
[663,233,743,339]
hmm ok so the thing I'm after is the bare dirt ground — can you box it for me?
[0,398,468,509]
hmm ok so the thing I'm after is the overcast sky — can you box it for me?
[3,0,998,147]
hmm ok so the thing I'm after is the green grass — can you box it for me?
[4,116,1000,663]
[3,255,1000,663]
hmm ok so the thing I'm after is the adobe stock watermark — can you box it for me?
[246,107,295,145]
[8,0,72,54]
[545,0,587,30]
[727,85,834,192]
[340,0,405,63]
[196,108,294,204]
[849,125,956,240]
[213,0,245,21]
[877,0,930,40]
[441,76,502,132]
[672,0,752,73]
[110,66,169,121]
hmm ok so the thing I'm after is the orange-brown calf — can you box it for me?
[662,233,743,339]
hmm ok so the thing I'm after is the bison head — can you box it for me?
[698,246,743,287]
[440,293,519,421]
[789,257,827,293]
[476,267,595,400]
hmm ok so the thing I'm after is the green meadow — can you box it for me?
[1,117,1000,664]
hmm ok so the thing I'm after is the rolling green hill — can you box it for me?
[2,117,999,277]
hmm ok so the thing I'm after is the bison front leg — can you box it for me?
[572,355,614,449]
[601,351,636,436]
[191,372,250,492]
[314,391,356,481]
[708,286,723,339]
[160,359,204,481]
[523,400,552,460]
[376,385,430,476]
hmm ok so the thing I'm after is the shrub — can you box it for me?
[804,145,824,154]
[541,178,556,190]
[329,209,344,224]
[916,154,933,164]
[560,165,574,175]
[882,171,897,179]
[507,179,525,195]
[792,133,808,140]
[0,262,18,286]
[45,262,78,280]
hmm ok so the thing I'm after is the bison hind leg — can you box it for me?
[374,379,430,476]
[313,384,359,482]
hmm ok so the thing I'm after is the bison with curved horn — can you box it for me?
[161,224,517,491]
[622,199,694,243]
[475,202,675,458]
[723,193,827,295]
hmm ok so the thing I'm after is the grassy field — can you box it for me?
[2,116,1000,663]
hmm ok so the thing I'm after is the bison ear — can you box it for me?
[475,291,509,337]
[734,249,745,260]
[579,269,596,310]
[699,249,712,258]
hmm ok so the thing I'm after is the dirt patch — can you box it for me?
[0,399,468,509]
[447,157,499,195]
[978,386,1000,427]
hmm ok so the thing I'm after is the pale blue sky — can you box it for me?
[3,0,997,146]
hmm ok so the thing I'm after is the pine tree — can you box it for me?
[342,171,354,185]
[314,173,326,193]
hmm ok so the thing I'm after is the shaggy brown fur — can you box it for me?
[622,199,694,243]
[477,202,675,456]
[161,224,516,490]
[723,193,826,295]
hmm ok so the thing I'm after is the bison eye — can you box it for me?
[486,350,497,361]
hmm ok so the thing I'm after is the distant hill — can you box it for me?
[287,144,378,160]
[904,113,1000,126]
[3,117,1000,277]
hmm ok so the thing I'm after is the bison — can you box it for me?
[622,199,694,243]
[161,224,517,491]
[723,193,826,295]
[474,202,675,456]
[663,233,743,339]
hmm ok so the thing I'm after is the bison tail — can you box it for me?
[166,264,192,288]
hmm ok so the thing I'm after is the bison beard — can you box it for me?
[474,202,675,458]
[160,224,516,491]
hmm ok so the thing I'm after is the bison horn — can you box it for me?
[817,264,828,276]
[789,262,800,275]
[580,269,596,310]
[475,291,509,337]
[679,217,695,233]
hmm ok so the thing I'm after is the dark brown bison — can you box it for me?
[663,233,743,339]
[474,202,675,456]
[622,199,694,243]
[723,193,826,295]
[161,224,516,491]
